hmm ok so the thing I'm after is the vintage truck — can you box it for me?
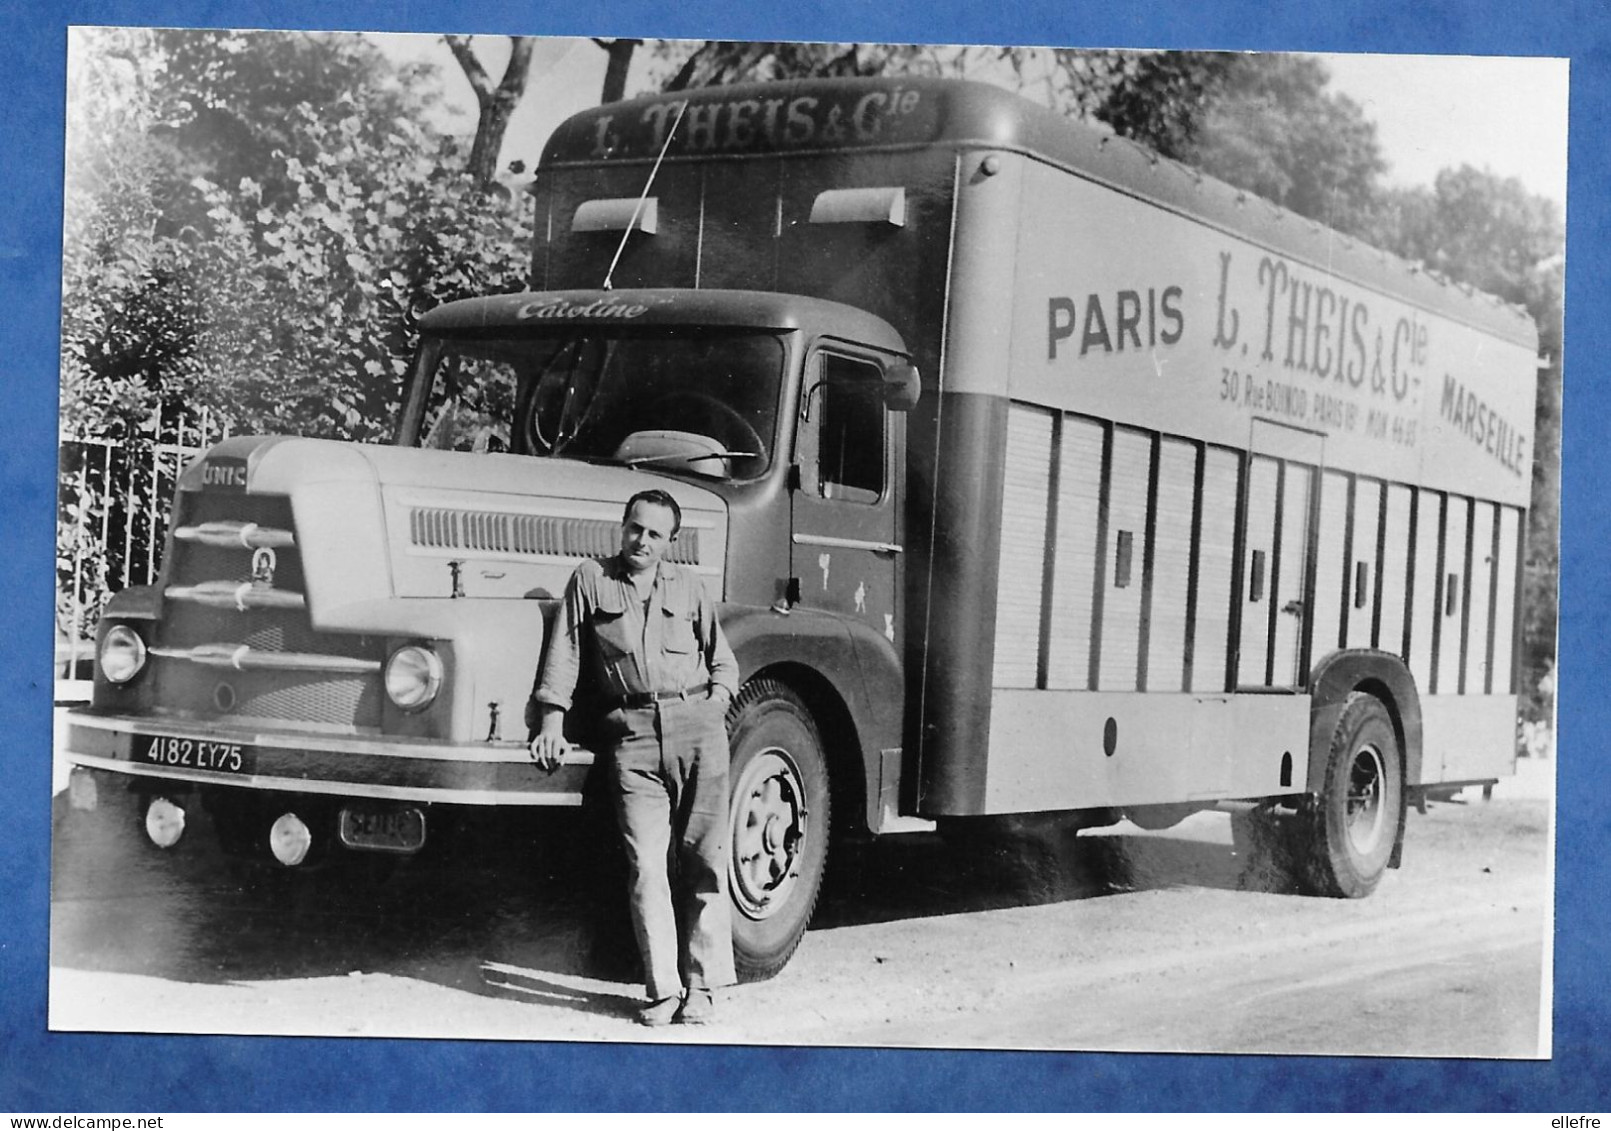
[65,76,1538,978]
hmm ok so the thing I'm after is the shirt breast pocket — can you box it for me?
[591,592,634,659]
[661,605,699,654]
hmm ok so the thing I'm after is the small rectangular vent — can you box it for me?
[809,187,907,226]
[409,508,700,565]
[572,197,659,234]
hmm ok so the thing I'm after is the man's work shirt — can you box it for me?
[536,556,739,712]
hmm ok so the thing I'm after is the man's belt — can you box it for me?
[612,686,711,710]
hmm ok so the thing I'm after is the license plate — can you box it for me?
[132,733,255,775]
[338,805,426,853]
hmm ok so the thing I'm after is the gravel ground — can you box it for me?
[48,711,1552,1057]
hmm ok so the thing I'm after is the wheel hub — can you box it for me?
[730,748,808,920]
[1345,744,1387,853]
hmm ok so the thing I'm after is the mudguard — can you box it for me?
[721,602,904,833]
[1307,648,1424,790]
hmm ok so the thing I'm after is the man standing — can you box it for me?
[530,488,740,1026]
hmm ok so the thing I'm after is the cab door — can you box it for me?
[789,347,903,653]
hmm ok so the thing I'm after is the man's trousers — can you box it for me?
[606,698,737,1000]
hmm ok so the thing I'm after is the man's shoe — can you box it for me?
[675,989,715,1025]
[636,995,682,1027]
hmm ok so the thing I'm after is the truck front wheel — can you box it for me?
[1299,692,1403,898]
[725,680,830,981]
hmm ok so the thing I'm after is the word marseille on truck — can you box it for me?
[66,77,1539,979]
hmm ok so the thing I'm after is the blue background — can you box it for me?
[3,0,1604,1112]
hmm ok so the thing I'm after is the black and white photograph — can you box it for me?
[50,27,1564,1060]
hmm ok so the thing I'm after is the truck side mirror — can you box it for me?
[884,359,921,411]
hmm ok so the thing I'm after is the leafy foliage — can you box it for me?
[1369,168,1563,335]
[1368,168,1564,724]
[63,26,533,443]
[59,28,533,632]
[647,39,1044,92]
[1095,53,1388,236]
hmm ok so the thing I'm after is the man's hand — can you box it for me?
[707,685,734,712]
[529,708,569,773]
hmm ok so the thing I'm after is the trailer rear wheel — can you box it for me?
[1300,693,1403,898]
[726,681,830,982]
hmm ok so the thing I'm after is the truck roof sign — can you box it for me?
[542,79,950,164]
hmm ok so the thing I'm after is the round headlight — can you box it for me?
[99,624,147,684]
[385,645,443,711]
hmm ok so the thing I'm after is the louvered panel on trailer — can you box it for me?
[992,404,1053,689]
[1046,416,1104,689]
[1409,489,1442,691]
[1098,427,1151,691]
[1269,461,1312,687]
[1310,471,1350,666]
[1437,494,1470,695]
[1190,447,1239,693]
[1346,478,1383,651]
[1465,500,1497,694]
[1147,438,1196,692]
[1237,455,1278,687]
[1492,505,1521,694]
[1377,484,1413,658]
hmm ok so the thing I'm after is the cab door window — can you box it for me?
[814,353,885,504]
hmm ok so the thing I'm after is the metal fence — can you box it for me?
[57,406,231,680]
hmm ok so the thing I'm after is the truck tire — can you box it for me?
[725,680,830,982]
[1299,692,1403,898]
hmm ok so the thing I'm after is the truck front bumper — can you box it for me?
[64,710,593,805]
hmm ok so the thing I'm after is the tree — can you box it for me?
[1087,51,1238,155]
[653,38,1070,94]
[444,35,648,176]
[595,38,642,104]
[1096,53,1387,236]
[1371,167,1563,319]
[60,27,535,627]
[1368,168,1564,724]
[445,35,536,189]
[64,27,535,439]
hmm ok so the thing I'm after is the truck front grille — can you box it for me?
[153,492,384,731]
[157,663,380,728]
[410,506,701,566]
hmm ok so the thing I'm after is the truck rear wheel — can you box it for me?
[1300,692,1403,898]
[725,680,830,982]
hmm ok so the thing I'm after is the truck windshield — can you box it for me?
[407,329,788,481]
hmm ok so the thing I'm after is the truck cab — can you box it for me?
[68,285,920,979]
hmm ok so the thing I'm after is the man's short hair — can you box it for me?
[623,488,682,537]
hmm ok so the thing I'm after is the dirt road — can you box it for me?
[48,760,1551,1057]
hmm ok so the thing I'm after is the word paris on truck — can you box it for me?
[66,76,1538,983]
[1047,249,1527,477]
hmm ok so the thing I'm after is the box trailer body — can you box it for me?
[66,77,1539,976]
